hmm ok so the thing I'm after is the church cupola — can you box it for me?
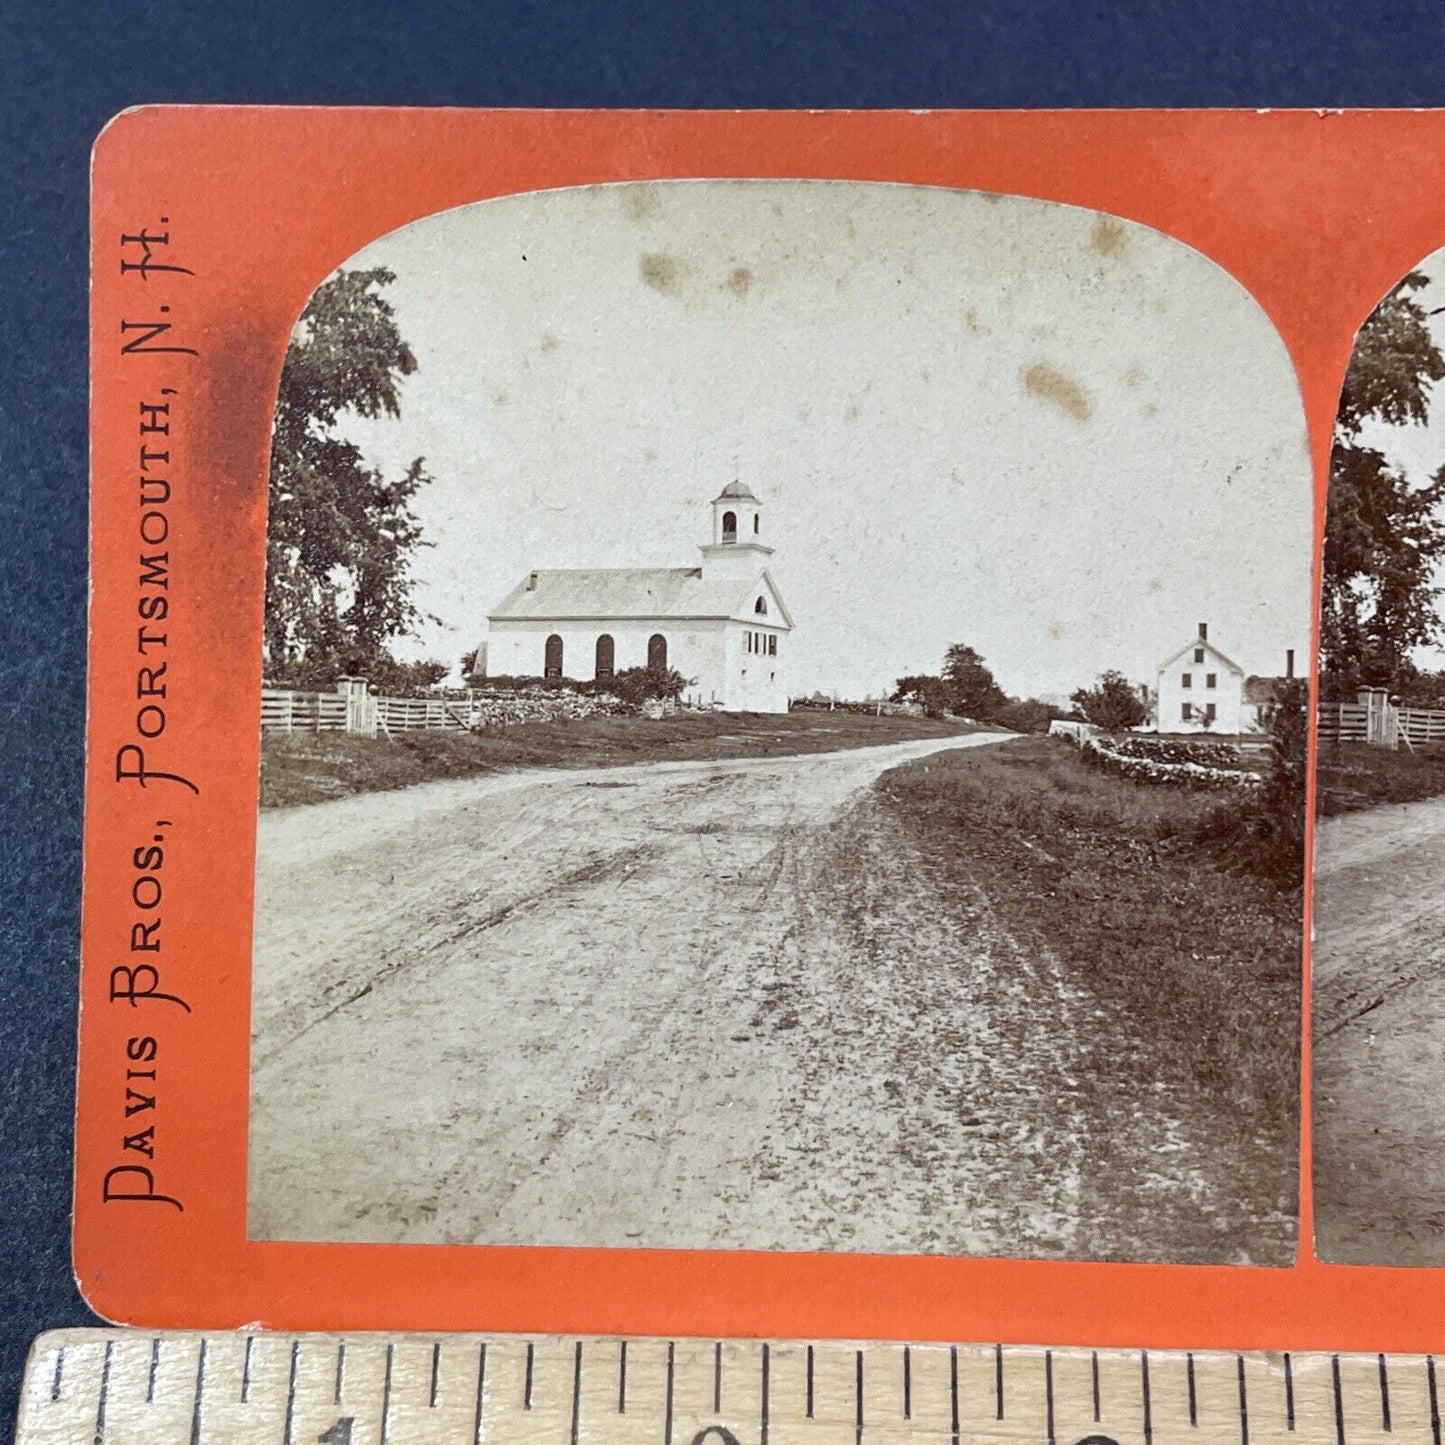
[701,480,773,579]
[711,480,764,548]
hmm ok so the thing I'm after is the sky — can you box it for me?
[331,180,1313,700]
[1354,249,1445,674]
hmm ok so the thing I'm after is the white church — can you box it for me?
[484,482,795,713]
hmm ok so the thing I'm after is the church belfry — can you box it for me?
[701,480,773,580]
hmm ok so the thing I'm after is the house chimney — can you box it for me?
[1286,648,1295,680]
[526,571,538,591]
[1198,622,1208,641]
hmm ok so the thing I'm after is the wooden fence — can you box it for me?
[1317,698,1445,749]
[260,688,349,732]
[262,685,501,736]
[261,678,630,737]
[373,695,472,732]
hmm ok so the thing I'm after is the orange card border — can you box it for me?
[78,105,1445,1346]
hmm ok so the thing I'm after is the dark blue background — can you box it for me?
[4,0,1445,1435]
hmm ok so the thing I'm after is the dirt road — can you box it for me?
[1314,794,1445,1264]
[249,733,1288,1261]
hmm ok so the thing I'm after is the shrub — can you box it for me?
[994,697,1069,734]
[1189,679,1308,889]
[267,655,451,694]
[1071,669,1151,731]
[605,666,691,707]
[466,669,690,704]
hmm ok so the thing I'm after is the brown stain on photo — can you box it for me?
[539,332,560,353]
[624,185,662,221]
[640,252,686,296]
[727,266,753,298]
[492,388,510,407]
[1091,216,1128,257]
[1022,362,1092,423]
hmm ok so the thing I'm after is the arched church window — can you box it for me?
[754,596,768,615]
[722,510,737,543]
[595,634,614,680]
[648,633,668,671]
[544,634,563,678]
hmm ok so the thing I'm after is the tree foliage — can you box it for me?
[993,697,1069,734]
[891,674,952,717]
[941,644,1009,720]
[1192,678,1308,890]
[1324,272,1445,690]
[605,667,692,705]
[265,268,434,680]
[1071,669,1149,732]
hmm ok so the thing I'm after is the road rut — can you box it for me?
[1314,793,1445,1264]
[248,732,1287,1261]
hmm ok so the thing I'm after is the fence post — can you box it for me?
[337,676,376,737]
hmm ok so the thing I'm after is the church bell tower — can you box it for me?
[700,480,774,580]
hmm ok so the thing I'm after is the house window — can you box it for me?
[1181,702,1193,721]
[755,596,768,615]
[1206,672,1216,689]
[754,514,760,534]
[1194,647,1205,664]
[768,635,777,656]
[595,633,614,680]
[544,634,563,678]
[1205,702,1217,723]
[1181,673,1192,688]
[722,510,737,543]
[648,633,667,671]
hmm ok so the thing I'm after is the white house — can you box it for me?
[1154,624,1249,733]
[485,482,795,713]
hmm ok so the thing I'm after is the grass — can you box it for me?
[1316,739,1445,815]
[261,709,984,809]
[875,735,1301,1139]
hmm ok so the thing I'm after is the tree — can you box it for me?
[1323,272,1445,691]
[265,268,435,680]
[941,644,1008,720]
[994,697,1068,734]
[891,674,951,717]
[1071,670,1149,732]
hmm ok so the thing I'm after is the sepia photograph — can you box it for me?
[1314,250,1445,1265]
[246,180,1311,1264]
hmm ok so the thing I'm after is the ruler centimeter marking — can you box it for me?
[16,1332,1445,1445]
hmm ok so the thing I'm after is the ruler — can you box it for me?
[14,1332,1440,1445]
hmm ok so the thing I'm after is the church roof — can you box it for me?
[489,567,794,627]
[716,480,757,501]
